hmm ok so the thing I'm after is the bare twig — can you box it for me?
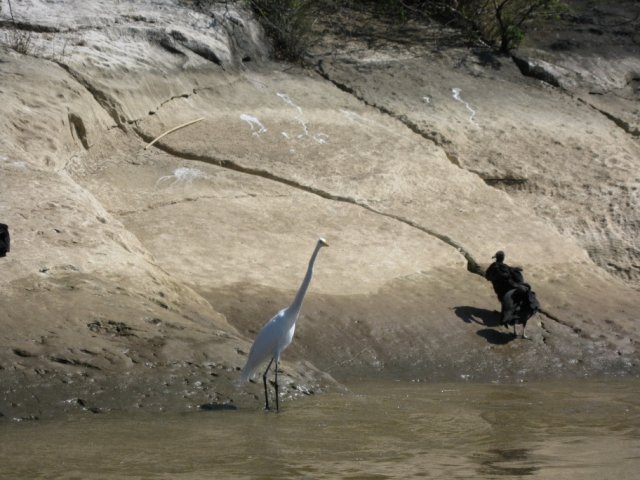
[7,0,16,26]
[143,117,205,150]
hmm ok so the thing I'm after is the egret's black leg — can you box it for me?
[262,358,274,411]
[274,359,280,412]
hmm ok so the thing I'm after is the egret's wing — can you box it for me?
[239,309,285,383]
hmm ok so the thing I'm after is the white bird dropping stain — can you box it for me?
[451,88,477,124]
[277,92,328,144]
[156,167,207,187]
[240,114,267,136]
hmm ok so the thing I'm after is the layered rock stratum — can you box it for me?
[0,0,638,419]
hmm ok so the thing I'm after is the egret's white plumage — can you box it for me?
[240,237,328,410]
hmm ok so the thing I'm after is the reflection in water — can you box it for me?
[1,379,639,479]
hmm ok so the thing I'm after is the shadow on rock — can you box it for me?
[455,306,515,344]
[454,306,502,327]
[476,328,515,345]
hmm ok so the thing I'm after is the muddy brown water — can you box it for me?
[1,379,639,479]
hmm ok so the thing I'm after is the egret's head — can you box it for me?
[492,250,505,262]
[319,237,329,247]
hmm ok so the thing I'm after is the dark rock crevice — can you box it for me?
[68,112,90,149]
[577,97,640,138]
[510,53,561,87]
[482,176,528,188]
[55,62,127,130]
[131,91,197,124]
[510,54,640,139]
[169,29,224,68]
[314,60,458,162]
[0,20,62,33]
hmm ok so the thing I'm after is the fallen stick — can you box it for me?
[143,117,205,150]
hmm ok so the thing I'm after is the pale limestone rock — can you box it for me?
[0,0,638,417]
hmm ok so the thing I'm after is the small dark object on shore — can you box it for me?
[486,250,540,338]
[501,285,540,339]
[0,223,10,257]
[199,403,238,411]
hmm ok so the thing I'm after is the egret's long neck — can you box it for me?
[290,242,323,314]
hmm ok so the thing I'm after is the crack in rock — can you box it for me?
[55,61,127,129]
[116,193,263,217]
[131,86,223,124]
[134,125,483,275]
[55,58,578,339]
[139,91,197,121]
[482,177,528,187]
[159,92,193,107]
[539,308,586,339]
[511,54,561,87]
[48,356,100,370]
[315,60,458,161]
[0,20,62,33]
[577,97,640,138]
[510,55,640,139]
[314,61,620,343]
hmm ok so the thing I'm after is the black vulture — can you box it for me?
[486,250,540,338]
[501,285,540,338]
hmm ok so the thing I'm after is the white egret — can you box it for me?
[240,237,329,411]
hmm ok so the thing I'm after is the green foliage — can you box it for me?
[357,0,412,22]
[328,1,567,53]
[213,1,568,61]
[1,0,37,55]
[462,0,567,52]
[421,0,568,52]
[245,0,318,62]
[4,29,35,55]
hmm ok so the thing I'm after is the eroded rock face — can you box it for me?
[0,0,638,419]
[512,0,640,283]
